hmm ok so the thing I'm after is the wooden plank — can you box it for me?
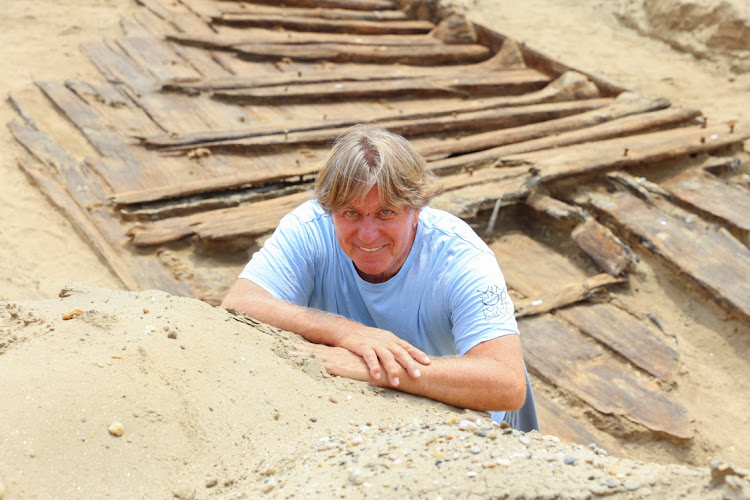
[427,106,702,174]
[571,217,635,276]
[520,314,694,439]
[215,67,549,100]
[488,232,589,297]
[215,3,409,21]
[128,191,312,246]
[228,40,490,66]
[516,121,750,184]
[533,391,605,450]
[215,14,434,35]
[82,39,159,94]
[228,0,400,11]
[116,35,202,83]
[8,119,192,296]
[558,302,680,382]
[153,98,608,151]
[36,81,163,192]
[513,274,625,318]
[662,168,750,233]
[589,189,750,321]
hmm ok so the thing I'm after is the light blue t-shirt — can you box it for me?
[239,200,519,420]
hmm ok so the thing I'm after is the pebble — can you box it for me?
[205,478,218,488]
[564,455,576,465]
[108,422,124,437]
[624,480,641,491]
[458,420,478,432]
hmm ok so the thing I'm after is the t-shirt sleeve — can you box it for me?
[448,250,519,356]
[238,209,318,306]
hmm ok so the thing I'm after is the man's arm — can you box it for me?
[221,278,430,386]
[297,334,527,412]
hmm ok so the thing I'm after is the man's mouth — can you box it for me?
[358,246,383,252]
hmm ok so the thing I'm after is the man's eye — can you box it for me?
[345,210,359,217]
[380,209,394,216]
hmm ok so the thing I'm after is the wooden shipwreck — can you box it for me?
[8,0,750,454]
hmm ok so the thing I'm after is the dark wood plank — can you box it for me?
[520,314,694,439]
[662,168,750,233]
[128,191,312,246]
[427,106,702,173]
[589,189,750,321]
[520,121,750,183]
[488,232,589,297]
[571,217,635,276]
[558,302,680,382]
[226,0,400,11]
[215,2,409,21]
[513,274,625,318]
[216,14,434,35]
[533,391,608,451]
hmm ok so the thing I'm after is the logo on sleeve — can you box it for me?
[477,285,513,319]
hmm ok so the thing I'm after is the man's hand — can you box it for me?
[292,343,373,383]
[333,327,430,387]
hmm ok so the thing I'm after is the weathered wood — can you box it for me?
[519,121,750,183]
[422,91,673,160]
[226,0,399,11]
[662,168,750,233]
[428,12,478,44]
[606,170,673,201]
[525,189,584,221]
[36,81,162,191]
[520,314,694,439]
[589,189,750,321]
[488,232,589,297]
[214,3,408,21]
[155,98,609,152]
[572,217,635,276]
[428,169,534,218]
[128,191,312,246]
[116,35,202,83]
[9,119,192,296]
[216,13,434,35]
[427,105,701,173]
[533,391,606,450]
[513,274,625,318]
[83,39,159,94]
[558,302,680,382]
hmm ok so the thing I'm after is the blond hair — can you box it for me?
[314,125,443,212]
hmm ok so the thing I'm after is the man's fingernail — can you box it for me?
[414,369,421,377]
[374,372,381,379]
[392,377,399,386]
[424,357,431,363]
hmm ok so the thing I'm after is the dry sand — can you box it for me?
[1,0,750,498]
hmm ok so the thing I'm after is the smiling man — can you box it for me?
[222,125,538,430]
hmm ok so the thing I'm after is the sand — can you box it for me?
[1,0,750,498]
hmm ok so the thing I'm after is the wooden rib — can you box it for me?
[513,274,626,318]
[216,13,433,35]
[216,3,408,21]
[661,168,750,233]
[227,0,400,11]
[156,98,609,152]
[558,303,680,382]
[534,391,607,450]
[428,170,535,218]
[521,121,750,183]
[589,189,750,321]
[520,314,694,439]
[571,217,635,276]
[427,106,701,173]
[421,92,676,161]
[128,191,312,246]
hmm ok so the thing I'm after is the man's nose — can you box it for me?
[357,215,379,242]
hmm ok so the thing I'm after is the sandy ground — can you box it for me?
[1,0,750,498]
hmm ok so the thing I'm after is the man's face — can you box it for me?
[331,185,420,283]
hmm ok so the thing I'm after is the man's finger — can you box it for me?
[361,350,382,380]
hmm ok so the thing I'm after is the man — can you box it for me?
[222,126,538,431]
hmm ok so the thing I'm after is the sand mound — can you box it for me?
[617,0,750,72]
[1,283,749,498]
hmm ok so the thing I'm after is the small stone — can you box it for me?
[273,410,280,420]
[143,308,149,314]
[167,330,177,339]
[310,416,317,423]
[205,478,218,488]
[458,420,478,432]
[564,455,576,465]
[108,422,124,437]
[469,446,481,454]
[624,480,641,491]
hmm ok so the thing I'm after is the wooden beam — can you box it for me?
[513,274,625,318]
[520,314,694,439]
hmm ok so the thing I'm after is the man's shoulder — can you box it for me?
[420,206,488,250]
[287,199,330,225]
